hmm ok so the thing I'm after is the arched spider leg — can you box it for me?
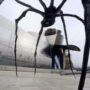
[50,0,54,6]
[15,8,44,76]
[56,0,67,12]
[60,12,76,78]
[34,26,44,75]
[39,0,47,10]
[15,9,30,76]
[56,14,84,24]
[15,0,44,16]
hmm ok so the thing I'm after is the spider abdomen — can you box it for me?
[41,6,57,27]
[41,18,55,27]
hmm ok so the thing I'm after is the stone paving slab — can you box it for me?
[0,65,84,74]
[0,71,90,90]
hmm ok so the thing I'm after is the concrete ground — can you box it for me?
[0,66,90,90]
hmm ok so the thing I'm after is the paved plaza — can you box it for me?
[0,66,90,90]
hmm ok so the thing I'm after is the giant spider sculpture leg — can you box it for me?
[15,0,44,16]
[60,11,76,77]
[56,0,67,12]
[39,0,47,10]
[50,0,54,6]
[15,20,18,76]
[15,0,44,76]
[15,9,30,76]
[56,13,84,77]
[78,1,89,90]
[56,0,84,76]
[34,26,44,75]
[56,14,84,24]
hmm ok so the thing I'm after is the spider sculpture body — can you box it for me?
[15,0,84,79]
[41,6,57,27]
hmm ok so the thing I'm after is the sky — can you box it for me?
[0,0,88,67]
[0,0,84,32]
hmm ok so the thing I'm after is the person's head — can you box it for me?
[57,30,61,34]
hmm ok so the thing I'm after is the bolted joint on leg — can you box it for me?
[15,19,19,24]
[15,10,29,23]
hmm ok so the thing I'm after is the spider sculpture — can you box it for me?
[15,0,84,76]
